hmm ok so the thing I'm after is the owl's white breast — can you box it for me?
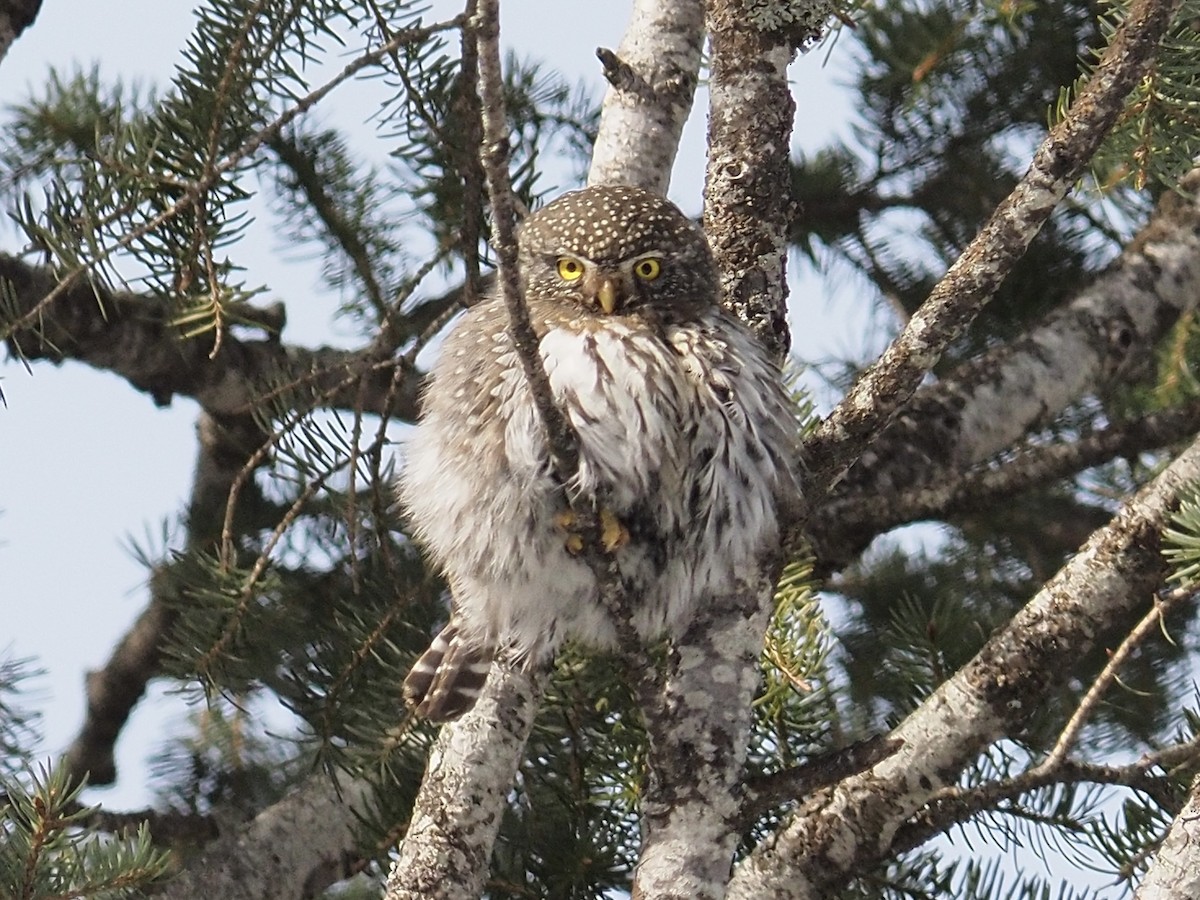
[529,323,691,515]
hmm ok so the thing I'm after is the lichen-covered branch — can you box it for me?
[156,773,372,900]
[702,0,802,360]
[836,166,1200,496]
[801,0,1183,497]
[728,431,1200,899]
[629,4,817,898]
[1134,773,1200,899]
[633,572,778,900]
[385,666,544,900]
[809,167,1200,566]
[587,0,705,192]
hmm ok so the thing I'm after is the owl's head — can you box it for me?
[517,184,717,318]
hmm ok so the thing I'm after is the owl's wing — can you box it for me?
[403,620,494,722]
[687,312,802,504]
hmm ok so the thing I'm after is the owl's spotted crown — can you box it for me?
[518,184,706,263]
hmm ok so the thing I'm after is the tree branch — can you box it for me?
[738,735,903,830]
[830,165,1200,502]
[1039,587,1195,772]
[728,430,1200,898]
[890,591,1200,855]
[156,773,372,900]
[1135,772,1200,898]
[0,252,423,419]
[629,4,815,898]
[800,0,1183,499]
[701,1,807,362]
[812,399,1200,569]
[805,162,1200,569]
[894,741,1200,857]
[385,666,545,900]
[587,0,705,193]
[473,0,579,482]
[0,0,40,68]
[63,412,272,785]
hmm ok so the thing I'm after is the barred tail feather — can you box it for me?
[404,623,493,722]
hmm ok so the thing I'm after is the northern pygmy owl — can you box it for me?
[400,184,798,720]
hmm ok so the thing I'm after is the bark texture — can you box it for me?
[728,434,1200,898]
[632,575,777,900]
[587,0,705,193]
[386,666,543,900]
[1134,774,1200,899]
[627,3,808,898]
[702,0,798,360]
[156,774,371,900]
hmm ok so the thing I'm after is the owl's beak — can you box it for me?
[596,277,618,315]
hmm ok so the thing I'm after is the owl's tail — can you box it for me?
[403,622,493,722]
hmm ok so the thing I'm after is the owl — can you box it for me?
[399,184,798,721]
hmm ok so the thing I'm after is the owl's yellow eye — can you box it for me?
[634,258,662,281]
[557,257,584,281]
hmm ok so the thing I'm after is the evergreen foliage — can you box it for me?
[0,655,42,781]
[4,0,1200,897]
[0,764,171,899]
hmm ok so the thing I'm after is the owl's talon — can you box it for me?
[555,508,628,555]
[599,508,629,552]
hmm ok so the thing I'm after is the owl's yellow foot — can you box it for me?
[558,512,585,555]
[599,508,630,552]
[555,508,629,554]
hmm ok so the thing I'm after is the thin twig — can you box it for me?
[216,357,399,562]
[455,2,485,310]
[266,132,389,324]
[890,588,1200,855]
[1039,586,1195,772]
[895,735,1200,856]
[196,470,333,680]
[472,2,578,476]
